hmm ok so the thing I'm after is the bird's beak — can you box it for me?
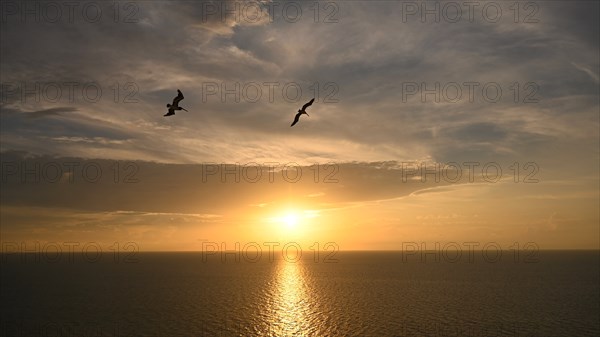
[306,113,310,116]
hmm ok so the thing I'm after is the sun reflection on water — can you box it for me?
[269,257,313,336]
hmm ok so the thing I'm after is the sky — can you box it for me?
[0,0,598,251]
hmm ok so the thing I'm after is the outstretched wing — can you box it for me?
[172,90,184,106]
[290,112,301,127]
[302,98,315,111]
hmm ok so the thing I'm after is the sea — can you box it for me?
[1,251,599,337]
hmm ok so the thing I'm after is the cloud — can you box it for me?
[0,152,487,214]
[25,107,78,118]
[0,1,597,165]
[572,62,600,84]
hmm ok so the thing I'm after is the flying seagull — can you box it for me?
[290,98,315,127]
[164,89,188,117]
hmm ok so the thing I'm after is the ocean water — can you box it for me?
[1,251,598,337]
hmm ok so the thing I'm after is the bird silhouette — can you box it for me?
[291,98,314,127]
[164,90,188,117]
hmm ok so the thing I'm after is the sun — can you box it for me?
[268,210,303,233]
[283,213,299,229]
[265,208,320,236]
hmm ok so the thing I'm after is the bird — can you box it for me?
[290,98,315,127]
[164,89,188,117]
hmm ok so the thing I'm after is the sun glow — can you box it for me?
[266,208,319,234]
[262,207,322,241]
[283,213,299,228]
